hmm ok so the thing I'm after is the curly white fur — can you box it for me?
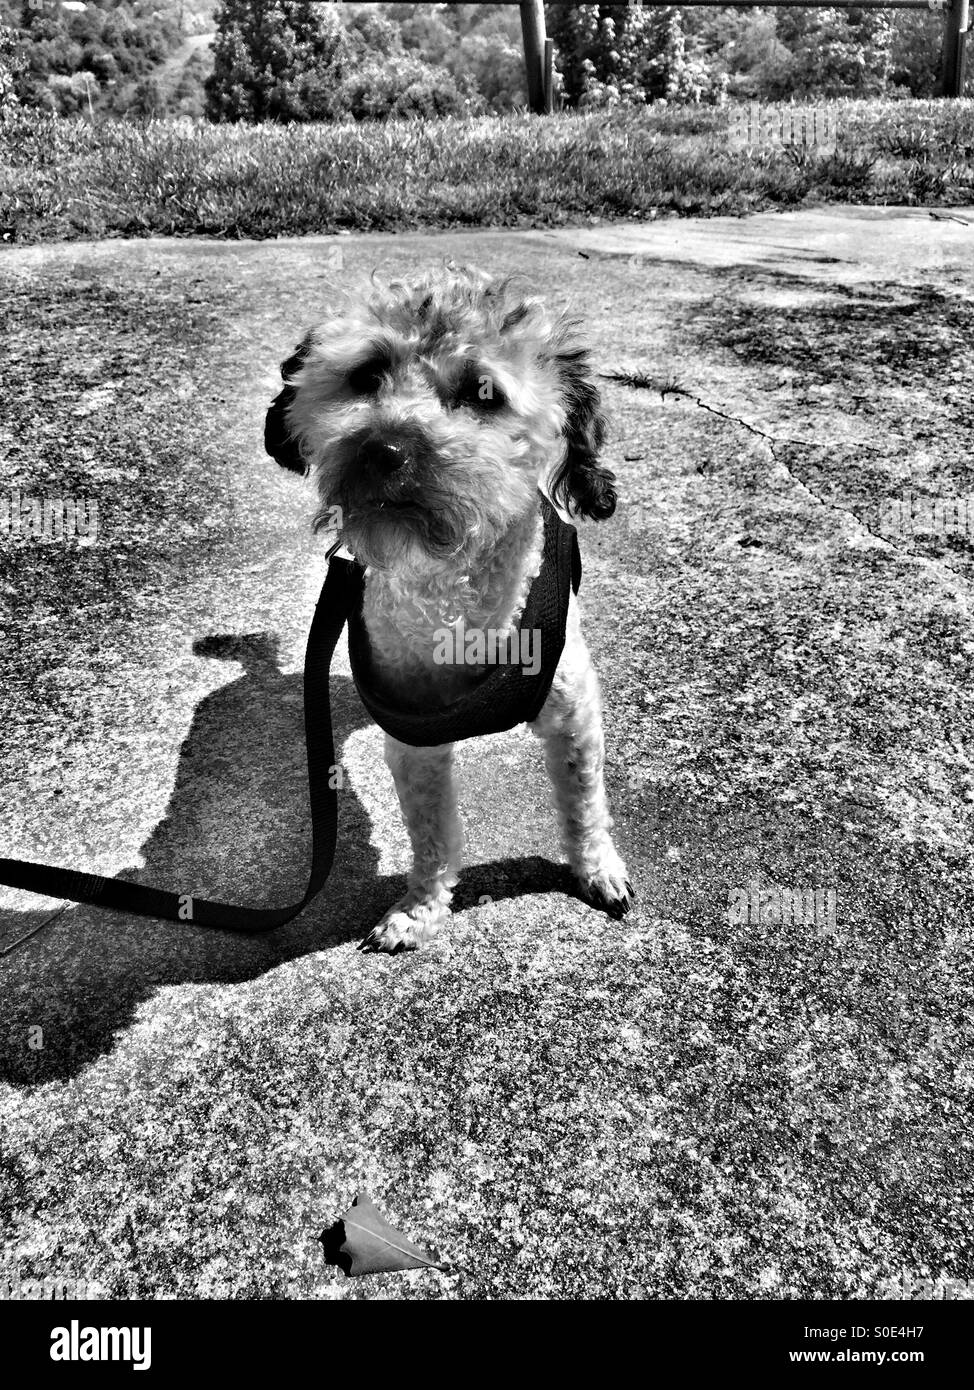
[273,264,633,951]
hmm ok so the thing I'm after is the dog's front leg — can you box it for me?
[361,736,463,953]
[530,602,634,918]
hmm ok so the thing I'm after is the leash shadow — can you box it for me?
[0,633,576,1087]
[0,633,383,1086]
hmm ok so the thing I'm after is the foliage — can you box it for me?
[768,9,896,99]
[0,0,184,115]
[335,51,478,120]
[0,4,959,124]
[4,99,974,245]
[206,0,350,121]
[0,20,25,107]
[545,4,952,107]
[206,0,485,121]
[547,3,727,107]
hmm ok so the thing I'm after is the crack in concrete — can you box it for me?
[601,370,974,601]
[764,437,893,548]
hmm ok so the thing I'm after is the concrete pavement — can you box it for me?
[0,208,972,1298]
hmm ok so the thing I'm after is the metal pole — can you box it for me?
[519,0,546,114]
[943,0,970,95]
[543,37,554,114]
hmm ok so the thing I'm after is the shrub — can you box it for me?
[336,54,477,121]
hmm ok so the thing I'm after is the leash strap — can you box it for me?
[0,559,359,934]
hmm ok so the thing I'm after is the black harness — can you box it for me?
[344,493,581,746]
[0,499,580,935]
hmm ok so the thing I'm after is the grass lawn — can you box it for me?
[2,98,974,244]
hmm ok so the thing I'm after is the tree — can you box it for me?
[449,27,526,111]
[0,20,24,108]
[345,5,401,58]
[337,50,477,119]
[888,11,941,95]
[546,3,723,106]
[772,8,894,97]
[394,2,454,64]
[172,48,209,117]
[130,72,163,116]
[206,0,352,122]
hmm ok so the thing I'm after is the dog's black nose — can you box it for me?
[359,440,409,474]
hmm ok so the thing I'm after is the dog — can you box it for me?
[265,264,633,952]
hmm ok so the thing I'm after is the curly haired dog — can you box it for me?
[265,264,633,952]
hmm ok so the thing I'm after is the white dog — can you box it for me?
[265,265,633,952]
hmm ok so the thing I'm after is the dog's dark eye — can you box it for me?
[453,369,506,412]
[348,361,387,395]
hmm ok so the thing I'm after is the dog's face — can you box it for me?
[265,266,616,571]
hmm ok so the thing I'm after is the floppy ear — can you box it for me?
[264,339,311,474]
[548,347,617,521]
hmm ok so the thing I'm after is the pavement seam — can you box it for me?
[0,905,70,958]
[602,368,974,606]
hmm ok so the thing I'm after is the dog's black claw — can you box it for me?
[359,926,418,954]
[583,877,635,919]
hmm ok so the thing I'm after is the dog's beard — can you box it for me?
[338,501,466,571]
[315,462,538,574]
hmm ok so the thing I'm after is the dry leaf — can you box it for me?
[321,1193,451,1277]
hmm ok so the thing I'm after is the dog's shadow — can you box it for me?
[0,633,570,1087]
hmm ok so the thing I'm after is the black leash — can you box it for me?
[0,497,580,937]
[0,558,360,935]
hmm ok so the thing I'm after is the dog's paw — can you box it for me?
[359,900,449,954]
[578,856,635,920]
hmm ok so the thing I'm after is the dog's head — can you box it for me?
[265,265,616,571]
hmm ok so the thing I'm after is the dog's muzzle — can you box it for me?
[348,426,435,509]
[357,439,410,475]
